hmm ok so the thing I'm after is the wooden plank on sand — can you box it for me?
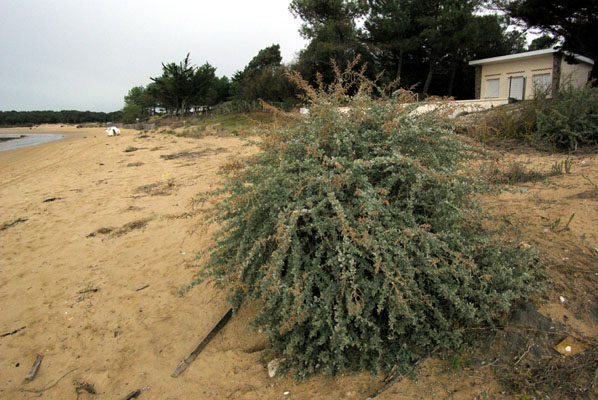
[171,308,233,378]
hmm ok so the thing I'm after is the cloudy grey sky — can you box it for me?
[0,1,307,112]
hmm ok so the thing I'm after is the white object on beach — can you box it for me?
[267,359,280,378]
[105,126,121,136]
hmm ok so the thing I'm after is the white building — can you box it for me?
[469,48,594,101]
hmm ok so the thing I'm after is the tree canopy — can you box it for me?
[290,0,375,85]
[231,44,297,107]
[498,0,598,78]
[283,0,528,98]
[121,85,156,123]
[528,34,559,51]
[148,54,220,115]
[356,0,525,97]
[0,110,121,127]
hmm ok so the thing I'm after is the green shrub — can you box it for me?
[535,85,598,151]
[195,69,542,378]
[467,85,598,151]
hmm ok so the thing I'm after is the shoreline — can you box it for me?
[0,133,65,152]
[0,125,89,158]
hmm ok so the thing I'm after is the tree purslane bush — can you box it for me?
[195,70,542,378]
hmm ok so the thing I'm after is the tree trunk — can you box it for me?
[180,99,187,116]
[395,50,404,82]
[448,63,457,97]
[423,62,434,96]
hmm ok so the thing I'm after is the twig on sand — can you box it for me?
[1,326,26,337]
[479,358,499,369]
[365,347,438,399]
[515,343,533,366]
[25,355,43,381]
[78,287,99,294]
[122,389,142,400]
[0,218,27,232]
[136,284,150,292]
[171,308,233,378]
[22,368,78,396]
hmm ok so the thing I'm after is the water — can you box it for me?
[0,133,65,152]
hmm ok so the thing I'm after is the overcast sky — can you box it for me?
[0,1,307,112]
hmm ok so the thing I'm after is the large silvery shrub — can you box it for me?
[196,68,542,377]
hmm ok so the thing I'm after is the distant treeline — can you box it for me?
[0,110,122,127]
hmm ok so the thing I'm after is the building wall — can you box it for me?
[480,54,554,100]
[561,60,593,89]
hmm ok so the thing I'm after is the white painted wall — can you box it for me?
[479,54,593,100]
[480,54,554,100]
[561,60,593,89]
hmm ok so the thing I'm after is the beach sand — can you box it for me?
[0,125,389,399]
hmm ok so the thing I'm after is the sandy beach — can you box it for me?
[1,125,597,399]
[0,125,391,399]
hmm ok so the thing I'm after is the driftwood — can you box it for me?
[122,389,141,400]
[171,308,233,378]
[25,355,43,381]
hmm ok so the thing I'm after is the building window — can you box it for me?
[533,73,551,93]
[486,79,500,98]
[508,76,526,101]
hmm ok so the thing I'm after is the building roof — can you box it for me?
[469,48,594,66]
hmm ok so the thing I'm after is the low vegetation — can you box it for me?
[160,112,275,138]
[536,84,598,150]
[466,85,598,151]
